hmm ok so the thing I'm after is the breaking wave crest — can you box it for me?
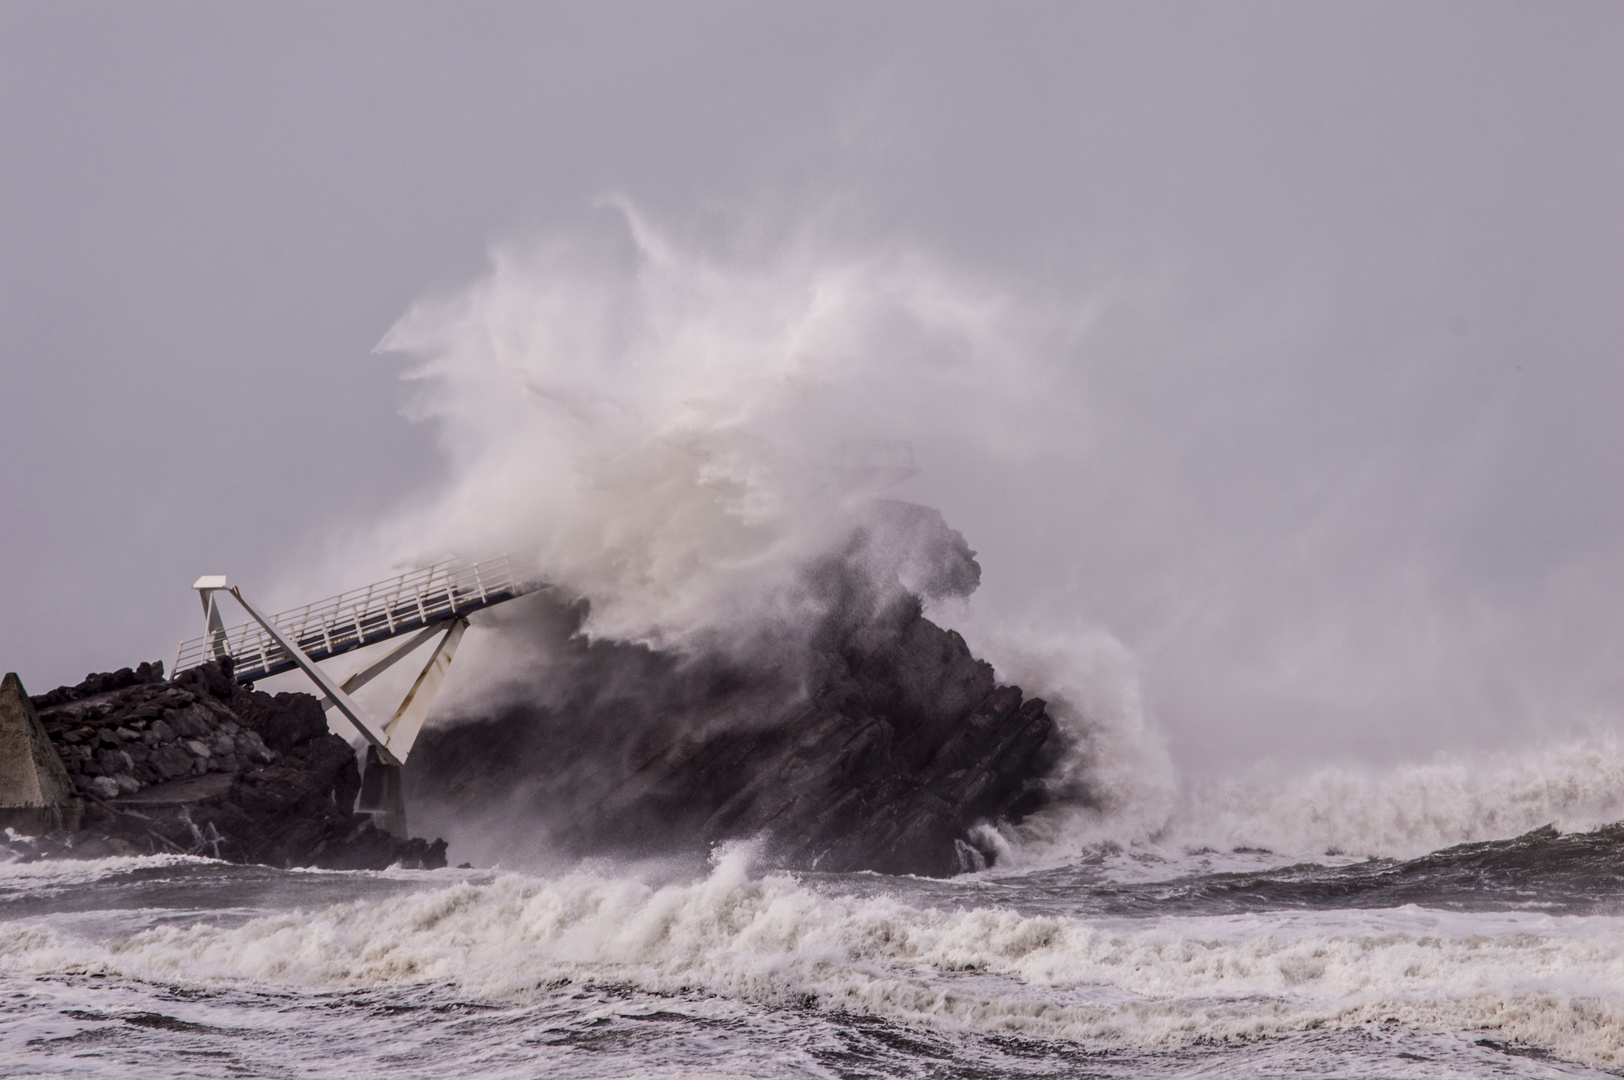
[3,850,1621,1068]
[1165,736,1624,861]
[997,732,1624,868]
[957,618,1624,866]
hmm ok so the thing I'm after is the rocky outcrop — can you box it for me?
[5,662,445,869]
[408,505,1068,877]
[410,593,1060,876]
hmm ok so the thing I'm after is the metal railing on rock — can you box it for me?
[171,553,540,684]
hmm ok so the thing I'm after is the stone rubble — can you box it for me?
[9,660,446,869]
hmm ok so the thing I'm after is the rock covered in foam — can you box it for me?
[408,503,1066,876]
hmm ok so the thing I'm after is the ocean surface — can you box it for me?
[2,821,1621,1078]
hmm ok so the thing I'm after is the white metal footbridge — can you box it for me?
[170,552,544,836]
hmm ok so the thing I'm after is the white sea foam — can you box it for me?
[2,852,1620,1068]
[0,852,210,888]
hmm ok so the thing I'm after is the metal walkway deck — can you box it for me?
[171,552,540,684]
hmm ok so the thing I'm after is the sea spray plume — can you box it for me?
[350,205,1620,874]
[956,620,1178,859]
[368,200,1047,657]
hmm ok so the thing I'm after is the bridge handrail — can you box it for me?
[171,552,540,682]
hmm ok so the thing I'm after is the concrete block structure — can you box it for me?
[0,672,82,833]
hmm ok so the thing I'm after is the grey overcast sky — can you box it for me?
[3,2,1621,774]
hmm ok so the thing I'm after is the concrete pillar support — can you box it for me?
[0,673,82,834]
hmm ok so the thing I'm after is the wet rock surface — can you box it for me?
[7,662,445,869]
[409,505,1068,877]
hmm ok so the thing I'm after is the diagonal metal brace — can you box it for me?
[326,622,450,701]
[227,586,401,766]
[194,575,231,660]
[321,619,467,759]
[380,617,468,762]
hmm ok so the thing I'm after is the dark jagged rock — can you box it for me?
[4,663,445,870]
[409,503,1068,876]
[28,660,168,710]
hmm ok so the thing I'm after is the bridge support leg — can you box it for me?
[349,617,468,837]
[380,618,468,761]
[358,745,407,838]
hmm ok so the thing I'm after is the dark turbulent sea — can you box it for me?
[2,824,1622,1078]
